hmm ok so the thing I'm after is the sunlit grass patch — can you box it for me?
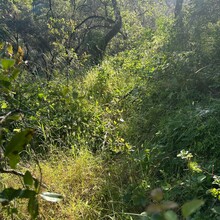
[38,149,105,219]
[1,149,106,219]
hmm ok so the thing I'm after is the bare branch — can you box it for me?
[0,168,47,188]
[75,15,114,30]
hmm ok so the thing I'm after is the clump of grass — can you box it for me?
[38,149,105,219]
[1,149,106,219]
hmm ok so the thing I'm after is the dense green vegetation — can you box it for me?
[1,0,220,219]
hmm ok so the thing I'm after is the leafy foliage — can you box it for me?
[0,44,63,219]
[1,0,220,219]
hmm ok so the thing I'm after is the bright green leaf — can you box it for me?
[182,199,204,218]
[29,116,37,121]
[1,101,7,109]
[7,44,13,56]
[38,93,45,99]
[1,59,15,70]
[11,68,20,79]
[188,162,202,173]
[13,128,21,133]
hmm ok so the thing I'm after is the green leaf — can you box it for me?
[188,162,202,173]
[34,179,40,191]
[1,59,15,70]
[182,199,204,218]
[5,129,34,168]
[8,114,22,121]
[40,192,63,202]
[19,189,36,199]
[7,44,13,56]
[0,79,11,89]
[5,129,34,156]
[1,101,7,109]
[0,188,36,202]
[24,171,34,187]
[8,154,20,169]
[164,210,178,220]
[11,68,20,79]
[38,93,45,99]
[0,188,21,202]
[28,196,39,219]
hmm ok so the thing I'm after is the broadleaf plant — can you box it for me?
[0,44,63,219]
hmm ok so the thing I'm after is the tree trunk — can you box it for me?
[91,0,122,64]
[174,0,184,18]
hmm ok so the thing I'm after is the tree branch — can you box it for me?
[0,168,47,188]
[75,15,114,30]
